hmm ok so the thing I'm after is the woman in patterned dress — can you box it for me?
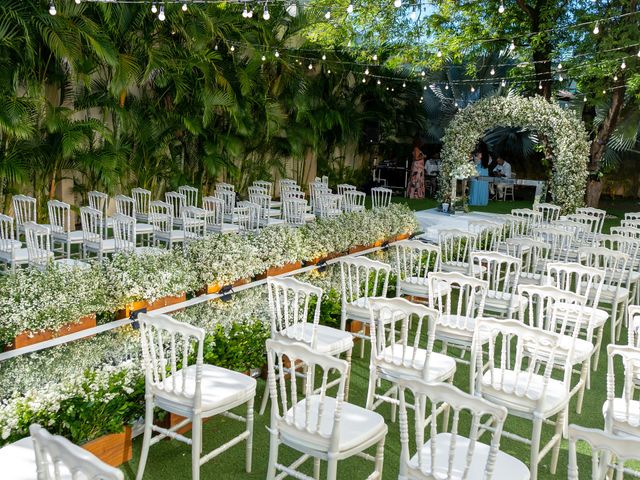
[407,138,425,198]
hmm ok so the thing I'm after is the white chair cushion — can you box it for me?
[280,395,387,452]
[481,369,569,416]
[0,437,55,480]
[408,433,529,480]
[0,248,29,262]
[281,324,353,355]
[378,346,456,383]
[52,230,84,242]
[345,297,374,322]
[602,398,640,437]
[155,364,256,418]
[399,278,453,299]
[135,223,154,234]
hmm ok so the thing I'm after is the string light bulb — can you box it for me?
[584,96,587,102]
[437,50,442,58]
[445,84,449,90]
[242,5,249,17]
[613,74,618,81]
[308,63,313,69]
[263,3,270,20]
[410,7,417,20]
[274,50,279,57]
[347,3,354,13]
[501,79,506,87]
[394,0,402,7]
[261,55,266,61]
[498,1,505,14]
[324,10,331,19]
[322,54,326,61]
[538,81,543,90]
[490,68,495,76]
[49,1,56,15]
[509,40,515,51]
[470,86,475,92]
[557,63,562,70]
[230,45,235,52]
[327,69,331,74]
[362,78,366,83]
[75,0,81,4]
[402,82,406,88]
[421,71,426,77]
[377,79,382,85]
[373,54,378,61]
[559,74,563,81]
[593,21,599,35]
[182,3,188,12]
[151,3,157,13]
[621,60,626,69]
[158,5,165,21]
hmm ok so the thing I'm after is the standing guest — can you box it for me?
[491,156,512,199]
[468,150,489,206]
[407,137,425,198]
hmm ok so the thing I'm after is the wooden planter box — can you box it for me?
[348,244,374,255]
[304,251,344,266]
[347,320,370,342]
[82,426,132,468]
[6,313,96,351]
[201,278,251,295]
[116,293,187,319]
[394,233,411,242]
[255,261,302,280]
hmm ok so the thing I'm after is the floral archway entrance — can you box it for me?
[439,95,590,213]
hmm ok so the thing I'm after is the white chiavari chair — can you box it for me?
[136,313,256,480]
[80,206,115,259]
[534,202,561,224]
[317,193,342,219]
[165,191,186,229]
[178,185,199,207]
[468,220,502,251]
[604,344,640,441]
[535,226,574,262]
[371,186,392,209]
[282,198,313,226]
[132,187,152,223]
[12,194,37,238]
[610,225,640,239]
[395,240,447,301]
[470,250,522,318]
[149,201,185,248]
[47,200,84,259]
[343,190,366,213]
[265,338,387,480]
[500,237,550,285]
[576,206,606,234]
[0,214,28,273]
[202,196,239,234]
[235,201,261,232]
[249,193,284,226]
[25,222,88,270]
[115,194,154,245]
[87,190,113,230]
[438,229,479,274]
[215,182,235,193]
[182,206,208,245]
[510,208,543,236]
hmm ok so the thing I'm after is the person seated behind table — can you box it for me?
[490,156,512,199]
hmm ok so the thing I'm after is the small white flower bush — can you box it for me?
[439,95,589,213]
[251,225,304,268]
[102,249,198,308]
[0,264,113,346]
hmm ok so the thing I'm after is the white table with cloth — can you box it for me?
[415,208,508,243]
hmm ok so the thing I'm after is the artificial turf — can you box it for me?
[119,196,639,479]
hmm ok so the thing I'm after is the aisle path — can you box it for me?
[415,208,508,242]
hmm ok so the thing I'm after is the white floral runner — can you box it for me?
[415,208,510,242]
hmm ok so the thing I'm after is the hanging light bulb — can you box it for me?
[75,0,81,4]
[538,81,543,90]
[621,59,626,69]
[509,40,515,51]
[602,89,606,94]
[247,7,253,18]
[391,88,395,92]
[373,54,378,61]
[230,45,235,52]
[501,79,506,87]
[214,44,219,50]
[423,85,427,90]
[436,50,442,58]
[454,101,458,107]
[613,74,618,81]
[421,71,426,77]
[324,10,331,19]
[365,68,369,75]
[263,2,270,20]
[151,3,157,14]
[386,86,389,91]
[593,21,599,35]
[559,74,564,81]
[274,50,280,57]
[402,82,406,88]
[377,79,382,85]
[158,5,165,21]
[470,86,475,92]
[242,4,249,17]
[327,69,331,74]
[49,1,56,15]
[362,78,366,83]
[490,68,495,76]
[445,84,449,90]
[261,55,266,61]
[557,62,562,70]
[320,54,326,61]
[409,7,417,20]
[498,0,505,14]
[308,63,313,70]
[182,3,188,12]
[347,3,354,13]
[394,0,402,7]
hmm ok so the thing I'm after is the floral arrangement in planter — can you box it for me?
[102,249,198,310]
[0,264,114,348]
[0,360,144,445]
[251,225,304,276]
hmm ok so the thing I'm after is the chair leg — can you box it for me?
[191,413,202,480]
[576,362,588,414]
[374,436,386,479]
[365,367,377,410]
[266,432,279,480]
[259,381,270,415]
[135,396,154,480]
[246,398,254,473]
[592,326,604,371]
[313,458,321,480]
[529,415,543,480]
[326,456,338,480]
[550,409,565,474]
[344,348,353,402]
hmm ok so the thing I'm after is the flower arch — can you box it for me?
[439,95,590,213]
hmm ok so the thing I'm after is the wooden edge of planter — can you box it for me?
[116,293,187,319]
[82,425,132,468]
[255,261,303,280]
[6,313,97,351]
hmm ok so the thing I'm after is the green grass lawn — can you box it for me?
[120,197,638,480]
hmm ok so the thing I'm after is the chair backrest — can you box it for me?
[500,237,550,278]
[427,271,488,323]
[112,213,136,253]
[610,225,640,239]
[215,182,235,192]
[343,190,366,212]
[165,192,186,220]
[317,193,342,218]
[534,203,561,223]
[178,185,199,207]
[279,179,298,195]
[575,207,606,234]
[628,305,640,348]
[605,344,640,437]
[552,219,590,246]
[87,191,109,217]
[214,189,235,215]
[578,246,631,291]
[114,194,136,218]
[131,188,151,221]
[265,338,348,453]
[510,208,542,235]
[621,218,640,229]
[501,214,528,239]
[597,234,640,268]
[202,196,224,227]
[30,424,124,480]
[467,221,502,251]
[309,182,331,214]
[339,256,391,306]
[24,222,52,268]
[253,180,273,197]
[397,378,509,480]
[182,206,207,242]
[80,206,104,245]
[395,240,441,285]
[568,424,640,480]
[368,297,440,382]
[282,198,308,226]
[545,262,605,308]
[235,201,261,232]
[473,318,574,412]
[535,226,574,262]
[149,201,174,234]
[267,277,322,349]
[625,212,640,221]
[0,214,17,253]
[281,188,305,202]
[567,213,601,236]
[12,194,37,228]
[438,229,478,269]
[371,187,392,209]
[469,251,521,312]
[247,186,268,197]
[337,184,356,196]
[248,193,271,220]
[138,313,205,409]
[517,284,586,330]
[47,200,72,235]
